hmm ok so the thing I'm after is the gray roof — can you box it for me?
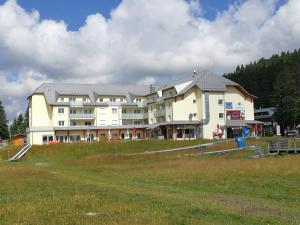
[31,83,150,104]
[30,70,253,105]
[159,70,255,98]
[176,70,238,94]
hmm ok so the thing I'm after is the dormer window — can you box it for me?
[60,97,64,102]
[110,98,116,102]
[69,97,76,102]
[83,97,87,102]
[99,98,103,102]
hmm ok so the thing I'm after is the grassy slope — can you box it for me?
[0,139,299,225]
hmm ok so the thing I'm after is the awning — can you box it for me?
[146,124,160,130]
[226,120,263,127]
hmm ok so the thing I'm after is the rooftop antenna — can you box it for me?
[193,69,197,78]
[149,84,155,93]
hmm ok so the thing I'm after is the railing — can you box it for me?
[163,92,177,98]
[157,97,165,102]
[70,101,84,107]
[137,102,147,107]
[122,113,148,120]
[69,113,95,119]
[108,102,122,106]
[154,109,166,116]
[147,98,157,104]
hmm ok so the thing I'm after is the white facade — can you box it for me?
[27,71,259,145]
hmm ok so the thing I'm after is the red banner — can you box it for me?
[228,110,240,120]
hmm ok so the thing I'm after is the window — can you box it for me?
[70,109,76,114]
[185,129,195,138]
[112,120,118,125]
[193,100,196,103]
[42,136,47,143]
[82,97,87,102]
[99,98,103,102]
[84,109,92,114]
[218,99,223,105]
[111,132,118,137]
[136,98,142,102]
[193,113,197,117]
[134,121,141,125]
[70,121,76,126]
[219,113,224,119]
[122,109,127,114]
[112,108,117,114]
[85,121,91,126]
[60,97,64,102]
[150,106,153,112]
[110,98,116,102]
[134,109,140,114]
[168,115,171,121]
[58,108,64,114]
[58,121,65,126]
[69,97,76,102]
[70,135,80,142]
[42,135,53,143]
[57,136,66,143]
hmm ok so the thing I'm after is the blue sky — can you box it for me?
[0,0,239,30]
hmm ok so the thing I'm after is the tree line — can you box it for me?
[0,101,29,140]
[224,49,300,130]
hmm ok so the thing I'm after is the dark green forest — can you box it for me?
[224,49,300,128]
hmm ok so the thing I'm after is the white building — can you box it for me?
[27,70,262,145]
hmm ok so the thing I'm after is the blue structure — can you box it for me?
[236,137,246,148]
[242,127,250,138]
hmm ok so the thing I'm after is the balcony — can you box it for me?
[154,109,166,116]
[108,101,122,106]
[122,113,148,120]
[137,102,147,107]
[70,101,83,107]
[69,113,95,119]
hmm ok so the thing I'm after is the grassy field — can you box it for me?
[0,138,299,225]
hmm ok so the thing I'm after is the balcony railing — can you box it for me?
[122,113,148,120]
[109,102,122,106]
[136,102,147,107]
[69,101,84,107]
[69,113,95,119]
[154,109,166,116]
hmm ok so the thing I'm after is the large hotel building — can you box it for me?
[27,70,262,145]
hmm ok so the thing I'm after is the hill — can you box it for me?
[0,139,300,225]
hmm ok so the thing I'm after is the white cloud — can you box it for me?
[0,0,300,120]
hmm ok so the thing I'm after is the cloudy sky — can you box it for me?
[0,0,299,121]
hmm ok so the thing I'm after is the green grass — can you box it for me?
[0,138,299,225]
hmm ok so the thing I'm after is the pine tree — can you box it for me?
[10,118,17,136]
[16,113,24,134]
[24,105,29,128]
[0,100,9,139]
